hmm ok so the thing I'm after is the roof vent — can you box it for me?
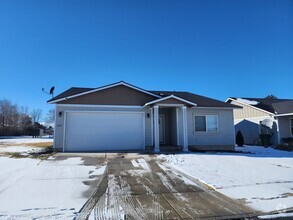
[159,93,164,96]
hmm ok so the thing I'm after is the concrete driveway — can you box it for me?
[76,153,256,220]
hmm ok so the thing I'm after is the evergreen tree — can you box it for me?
[236,131,244,147]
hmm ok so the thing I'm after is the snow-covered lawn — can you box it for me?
[0,137,105,219]
[159,146,293,213]
[0,136,53,155]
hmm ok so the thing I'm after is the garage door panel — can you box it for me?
[65,112,144,152]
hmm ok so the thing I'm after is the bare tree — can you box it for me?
[0,99,19,135]
[18,106,31,132]
[31,109,42,123]
[45,108,55,124]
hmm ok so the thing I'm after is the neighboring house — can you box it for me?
[226,97,293,145]
[48,81,238,152]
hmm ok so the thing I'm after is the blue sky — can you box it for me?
[0,0,292,120]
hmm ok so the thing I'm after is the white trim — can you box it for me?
[232,110,236,146]
[194,114,219,133]
[150,108,153,146]
[275,113,293,117]
[144,95,197,107]
[191,106,237,110]
[153,106,160,152]
[159,115,165,144]
[62,111,67,152]
[63,110,145,152]
[53,105,57,149]
[176,108,179,146]
[234,115,275,120]
[56,104,145,109]
[181,106,188,151]
[226,98,274,116]
[275,118,281,144]
[48,81,161,104]
[142,112,146,150]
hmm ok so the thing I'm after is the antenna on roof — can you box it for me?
[42,86,55,97]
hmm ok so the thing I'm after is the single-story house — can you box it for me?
[48,81,238,152]
[226,97,293,145]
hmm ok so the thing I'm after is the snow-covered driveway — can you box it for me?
[0,155,105,219]
[159,146,293,213]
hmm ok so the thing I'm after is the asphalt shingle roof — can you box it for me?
[150,91,236,108]
[48,83,237,108]
[229,97,293,114]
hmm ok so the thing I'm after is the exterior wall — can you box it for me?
[278,116,293,141]
[58,85,156,106]
[230,100,271,119]
[187,108,235,150]
[234,116,278,145]
[54,104,152,151]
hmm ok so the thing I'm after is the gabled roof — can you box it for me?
[144,95,197,106]
[150,91,238,108]
[48,81,238,108]
[47,81,161,103]
[227,97,293,115]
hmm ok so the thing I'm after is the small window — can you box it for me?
[195,115,218,132]
[207,115,218,132]
[195,116,206,131]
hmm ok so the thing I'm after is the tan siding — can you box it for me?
[158,98,186,105]
[231,100,270,119]
[58,85,156,106]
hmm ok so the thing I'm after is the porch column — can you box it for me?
[275,117,281,145]
[181,106,188,151]
[153,105,160,152]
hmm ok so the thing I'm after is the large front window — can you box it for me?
[195,115,218,132]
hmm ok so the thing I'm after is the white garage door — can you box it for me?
[64,111,144,152]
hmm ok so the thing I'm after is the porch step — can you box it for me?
[145,145,183,152]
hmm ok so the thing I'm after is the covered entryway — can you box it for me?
[144,94,197,152]
[64,111,144,152]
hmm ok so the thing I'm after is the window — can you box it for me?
[195,115,218,132]
[290,118,293,136]
[195,116,206,131]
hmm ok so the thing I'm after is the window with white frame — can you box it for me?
[290,118,293,136]
[194,115,218,132]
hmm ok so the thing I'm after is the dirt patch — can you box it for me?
[0,142,53,148]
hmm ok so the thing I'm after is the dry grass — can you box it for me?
[0,142,53,148]
[25,142,53,148]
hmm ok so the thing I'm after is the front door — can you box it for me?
[159,115,165,144]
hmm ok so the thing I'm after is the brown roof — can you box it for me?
[150,91,237,108]
[48,82,238,108]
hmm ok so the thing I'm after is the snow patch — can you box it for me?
[237,98,259,105]
[158,146,293,212]
[137,158,151,171]
[131,159,140,168]
[0,156,102,218]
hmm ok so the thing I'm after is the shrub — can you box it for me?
[236,131,244,147]
[259,134,271,147]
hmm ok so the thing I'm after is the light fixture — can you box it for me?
[146,113,150,118]
[58,111,63,117]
